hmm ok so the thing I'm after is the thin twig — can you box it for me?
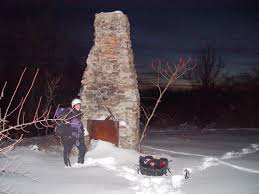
[0,81,7,100]
[17,69,39,126]
[3,68,27,128]
[139,58,193,151]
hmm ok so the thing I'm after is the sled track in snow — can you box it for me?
[143,144,259,174]
[143,145,208,157]
[217,159,259,174]
[72,157,180,194]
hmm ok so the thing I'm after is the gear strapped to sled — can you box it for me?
[138,155,171,176]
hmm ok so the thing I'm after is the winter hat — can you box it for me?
[71,98,82,107]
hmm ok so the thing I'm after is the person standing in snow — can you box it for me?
[55,98,87,167]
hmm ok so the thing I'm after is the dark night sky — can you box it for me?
[1,0,259,82]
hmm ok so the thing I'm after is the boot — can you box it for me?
[64,155,71,166]
[78,156,84,164]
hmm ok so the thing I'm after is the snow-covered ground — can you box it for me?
[1,129,259,194]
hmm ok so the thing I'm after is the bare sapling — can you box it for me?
[139,58,192,152]
[0,68,68,156]
[42,72,62,135]
[0,68,82,184]
[44,72,62,112]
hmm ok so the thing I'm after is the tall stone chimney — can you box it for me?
[80,11,140,150]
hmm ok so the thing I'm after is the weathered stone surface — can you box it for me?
[80,11,140,150]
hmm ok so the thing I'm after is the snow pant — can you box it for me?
[62,136,86,166]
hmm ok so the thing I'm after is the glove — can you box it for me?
[84,128,89,136]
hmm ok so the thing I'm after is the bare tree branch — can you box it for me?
[17,69,39,126]
[139,58,192,151]
[191,46,224,88]
[0,68,69,156]
[2,68,27,129]
[0,81,7,100]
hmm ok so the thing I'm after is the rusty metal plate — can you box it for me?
[87,120,119,146]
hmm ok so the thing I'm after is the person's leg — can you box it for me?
[63,137,74,166]
[75,137,86,164]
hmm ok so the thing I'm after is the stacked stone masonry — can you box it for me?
[80,11,140,150]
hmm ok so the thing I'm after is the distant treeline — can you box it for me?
[140,80,259,129]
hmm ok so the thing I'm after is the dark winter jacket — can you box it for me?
[55,107,84,139]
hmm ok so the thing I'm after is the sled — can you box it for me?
[138,155,171,176]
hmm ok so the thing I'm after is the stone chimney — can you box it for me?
[80,11,140,150]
